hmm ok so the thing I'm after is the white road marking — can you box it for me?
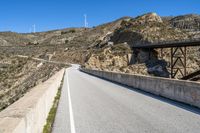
[66,70,76,133]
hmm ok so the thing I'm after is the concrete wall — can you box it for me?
[81,68,200,109]
[0,69,65,133]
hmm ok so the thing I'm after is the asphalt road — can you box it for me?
[53,66,200,133]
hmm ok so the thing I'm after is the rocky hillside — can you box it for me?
[111,13,189,46]
[0,55,66,111]
[0,17,128,63]
[0,17,128,110]
[85,13,200,78]
[1,12,200,79]
[163,14,200,39]
[169,14,200,32]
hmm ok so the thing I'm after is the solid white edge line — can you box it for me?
[66,69,76,133]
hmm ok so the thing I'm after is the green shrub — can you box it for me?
[69,29,76,33]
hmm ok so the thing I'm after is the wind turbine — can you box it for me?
[29,28,32,33]
[84,14,89,28]
[33,24,36,33]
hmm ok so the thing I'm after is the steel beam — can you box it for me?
[170,47,187,78]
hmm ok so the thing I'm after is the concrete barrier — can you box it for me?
[81,68,200,109]
[0,69,65,133]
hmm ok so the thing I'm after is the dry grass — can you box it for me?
[42,73,64,133]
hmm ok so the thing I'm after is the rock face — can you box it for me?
[85,43,170,77]
[85,44,132,72]
[169,14,200,32]
[85,13,200,78]
[109,13,186,77]
[165,14,200,39]
[0,38,8,46]
[111,13,189,46]
[134,13,163,24]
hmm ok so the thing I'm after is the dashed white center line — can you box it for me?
[66,70,76,133]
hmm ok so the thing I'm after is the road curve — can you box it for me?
[53,66,200,133]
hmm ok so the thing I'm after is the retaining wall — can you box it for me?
[0,69,65,133]
[81,68,200,109]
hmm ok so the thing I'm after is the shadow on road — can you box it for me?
[126,86,200,116]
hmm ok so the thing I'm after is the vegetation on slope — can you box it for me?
[0,55,65,111]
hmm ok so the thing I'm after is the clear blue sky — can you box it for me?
[0,0,199,33]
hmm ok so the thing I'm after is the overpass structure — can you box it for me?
[133,39,200,78]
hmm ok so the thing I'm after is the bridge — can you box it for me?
[133,39,200,78]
